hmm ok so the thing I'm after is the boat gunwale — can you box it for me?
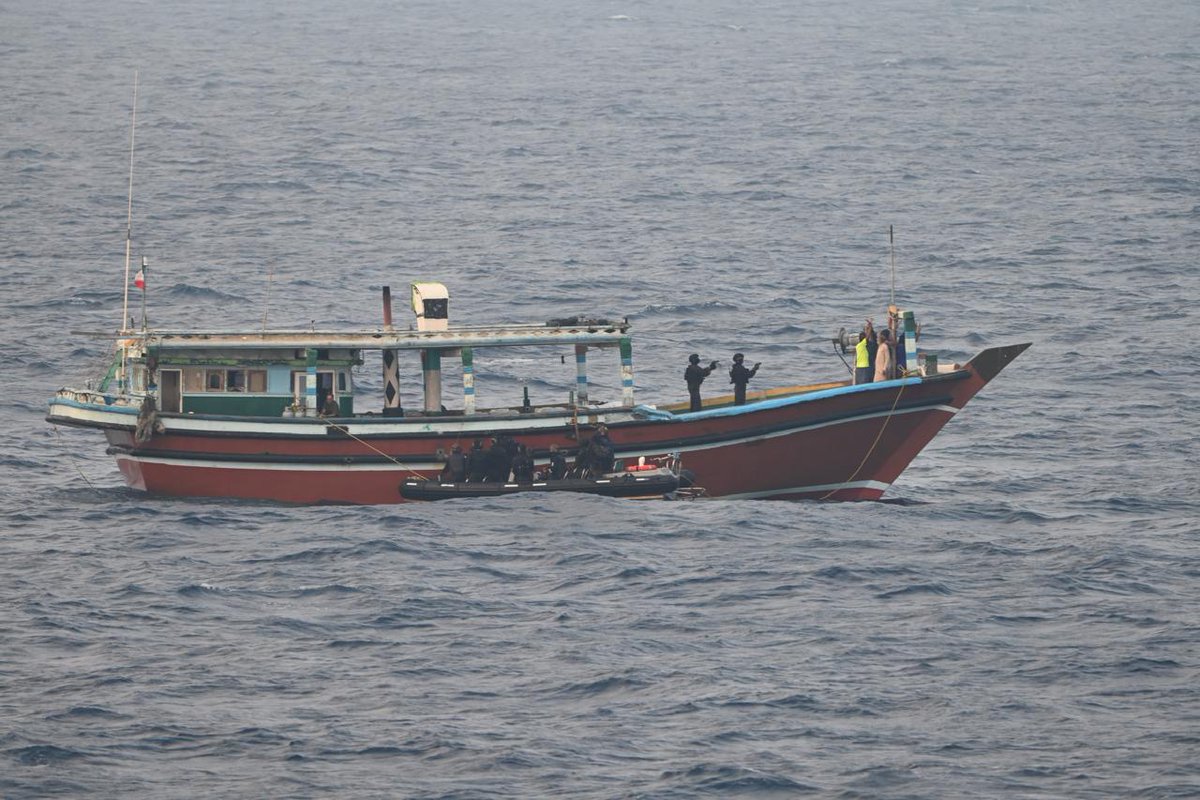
[48,367,972,433]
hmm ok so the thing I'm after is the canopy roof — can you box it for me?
[117,322,632,352]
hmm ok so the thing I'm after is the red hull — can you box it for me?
[88,344,1029,504]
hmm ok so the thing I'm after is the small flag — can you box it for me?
[134,268,145,290]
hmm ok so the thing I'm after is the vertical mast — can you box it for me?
[120,71,140,333]
[888,224,896,309]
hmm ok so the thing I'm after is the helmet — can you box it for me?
[688,353,700,364]
[733,353,744,362]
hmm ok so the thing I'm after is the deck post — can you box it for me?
[305,348,318,415]
[619,336,634,406]
[382,350,403,415]
[574,344,588,407]
[422,349,442,413]
[382,286,403,416]
[461,347,475,415]
[903,310,918,375]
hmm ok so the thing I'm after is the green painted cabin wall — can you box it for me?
[181,394,294,416]
[179,395,354,416]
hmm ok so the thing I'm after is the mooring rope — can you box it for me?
[320,419,431,480]
[53,424,97,490]
[819,376,908,501]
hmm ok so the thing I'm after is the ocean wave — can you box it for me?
[45,706,128,721]
[9,743,88,765]
[549,674,648,698]
[660,763,820,794]
[163,283,247,302]
[875,582,954,599]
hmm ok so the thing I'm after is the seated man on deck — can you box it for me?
[320,392,340,417]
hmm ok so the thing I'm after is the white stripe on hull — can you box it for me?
[62,399,956,447]
[721,480,890,499]
[116,455,444,472]
[660,403,958,456]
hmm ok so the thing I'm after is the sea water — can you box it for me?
[2,0,1198,796]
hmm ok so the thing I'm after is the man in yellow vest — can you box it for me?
[854,319,875,385]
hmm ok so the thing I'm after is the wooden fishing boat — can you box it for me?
[46,280,1029,504]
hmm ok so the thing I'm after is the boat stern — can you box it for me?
[46,387,141,432]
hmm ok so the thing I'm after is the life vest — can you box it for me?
[855,336,870,368]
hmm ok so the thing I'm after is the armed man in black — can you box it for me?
[728,353,762,405]
[684,354,719,412]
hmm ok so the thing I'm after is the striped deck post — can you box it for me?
[903,310,918,375]
[305,348,318,415]
[620,336,634,406]
[575,344,588,407]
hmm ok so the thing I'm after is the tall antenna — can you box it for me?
[261,261,274,334]
[888,224,897,308]
[120,71,139,333]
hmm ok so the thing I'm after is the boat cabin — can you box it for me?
[131,346,358,417]
[109,283,634,419]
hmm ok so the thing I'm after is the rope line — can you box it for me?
[320,419,430,480]
[53,424,97,490]
[819,375,908,501]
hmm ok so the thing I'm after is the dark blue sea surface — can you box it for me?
[2,0,1198,796]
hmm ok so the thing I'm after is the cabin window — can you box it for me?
[227,370,245,392]
[131,366,147,392]
[183,368,206,393]
[247,370,267,392]
[337,372,347,392]
[206,370,225,391]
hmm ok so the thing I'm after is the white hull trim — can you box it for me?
[667,403,959,456]
[116,454,445,472]
[722,480,891,499]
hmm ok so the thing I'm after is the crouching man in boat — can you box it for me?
[512,444,535,483]
[466,438,487,482]
[574,426,615,478]
[440,444,468,483]
[592,426,615,473]
[484,437,513,482]
[545,445,568,480]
